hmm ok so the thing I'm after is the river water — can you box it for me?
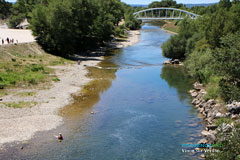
[1,23,204,160]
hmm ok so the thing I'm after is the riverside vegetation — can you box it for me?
[161,0,240,159]
[0,0,141,100]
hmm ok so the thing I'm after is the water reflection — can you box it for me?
[60,53,119,118]
[161,65,193,102]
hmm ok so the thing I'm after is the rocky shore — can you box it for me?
[163,59,183,65]
[189,82,240,148]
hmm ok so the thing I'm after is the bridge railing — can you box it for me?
[134,8,199,20]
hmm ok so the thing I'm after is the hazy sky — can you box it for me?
[121,0,220,5]
[6,0,220,5]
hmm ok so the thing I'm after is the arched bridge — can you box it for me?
[134,8,200,20]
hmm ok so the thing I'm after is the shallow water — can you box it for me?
[0,23,204,160]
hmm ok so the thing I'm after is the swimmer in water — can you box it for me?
[55,133,63,141]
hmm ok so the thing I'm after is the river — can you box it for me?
[1,23,204,160]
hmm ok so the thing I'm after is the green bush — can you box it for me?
[204,76,221,100]
[206,128,240,160]
[184,48,214,83]
[161,35,187,59]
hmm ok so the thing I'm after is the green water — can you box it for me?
[0,23,203,160]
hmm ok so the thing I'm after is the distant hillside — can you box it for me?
[130,3,217,8]
[129,4,148,8]
[184,3,218,8]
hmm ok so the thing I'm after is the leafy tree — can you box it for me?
[148,0,183,8]
[30,0,129,56]
[214,32,240,101]
[0,0,12,19]
[219,0,232,9]
[9,0,48,28]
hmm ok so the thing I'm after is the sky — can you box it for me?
[121,0,220,5]
[6,0,220,5]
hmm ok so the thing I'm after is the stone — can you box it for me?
[215,112,224,118]
[173,59,180,64]
[163,60,171,65]
[207,99,216,105]
[218,123,232,133]
[206,125,218,131]
[235,119,240,124]
[197,138,208,144]
[191,92,198,98]
[231,114,239,120]
[193,82,204,91]
[199,108,204,113]
[201,130,209,136]
[206,133,216,142]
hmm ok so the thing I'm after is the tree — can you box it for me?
[0,0,12,19]
[148,0,182,8]
[30,0,129,56]
[214,32,240,101]
[9,0,48,28]
[219,0,232,9]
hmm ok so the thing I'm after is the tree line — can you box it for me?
[5,0,141,56]
[162,0,240,105]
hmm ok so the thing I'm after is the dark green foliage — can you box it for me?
[161,18,196,59]
[124,12,141,30]
[161,0,240,102]
[0,0,12,19]
[213,32,240,102]
[161,35,187,59]
[9,0,48,28]
[30,0,126,56]
[148,0,183,8]
[184,48,214,84]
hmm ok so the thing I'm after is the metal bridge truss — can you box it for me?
[133,8,200,20]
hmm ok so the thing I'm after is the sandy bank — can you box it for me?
[109,30,141,48]
[0,30,140,147]
[0,29,35,44]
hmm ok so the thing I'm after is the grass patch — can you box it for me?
[15,92,36,97]
[0,64,50,87]
[0,90,8,97]
[0,43,73,89]
[204,76,222,100]
[215,118,233,127]
[1,101,37,108]
[52,77,60,82]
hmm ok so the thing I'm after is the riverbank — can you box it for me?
[161,21,178,34]
[189,82,240,158]
[0,30,140,147]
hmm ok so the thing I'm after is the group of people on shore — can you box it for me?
[0,37,18,45]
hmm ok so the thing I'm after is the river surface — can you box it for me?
[1,23,204,160]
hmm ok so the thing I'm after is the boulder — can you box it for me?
[206,124,218,131]
[215,112,224,118]
[201,130,209,136]
[206,133,216,143]
[193,82,204,91]
[231,114,240,120]
[163,60,171,65]
[173,59,180,64]
[191,91,198,98]
[197,138,208,144]
[217,123,233,133]
[207,99,216,105]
